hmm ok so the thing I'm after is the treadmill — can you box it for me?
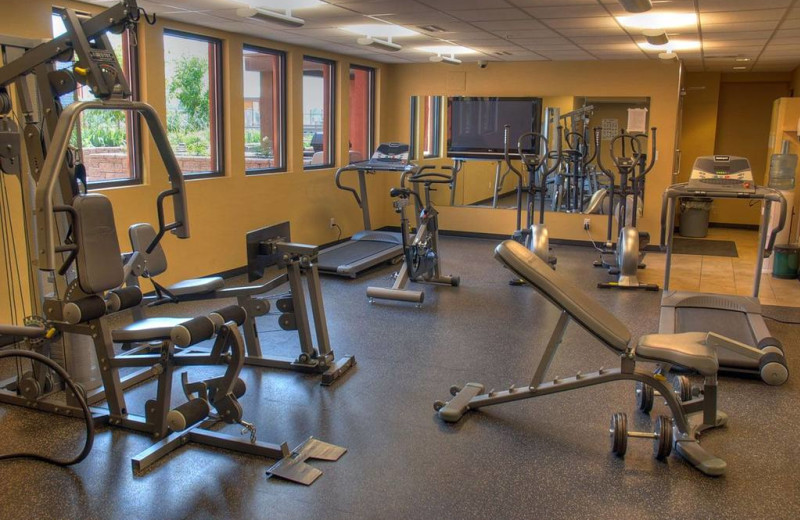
[318,143,417,278]
[659,155,788,382]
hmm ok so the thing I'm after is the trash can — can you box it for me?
[768,153,797,190]
[679,197,713,238]
[772,244,800,279]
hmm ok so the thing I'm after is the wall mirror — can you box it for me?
[409,95,651,217]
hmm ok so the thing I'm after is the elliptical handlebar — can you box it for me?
[632,127,658,180]
[503,124,524,185]
[609,131,643,170]
[516,131,549,169]
[593,127,613,180]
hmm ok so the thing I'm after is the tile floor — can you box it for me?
[637,228,800,307]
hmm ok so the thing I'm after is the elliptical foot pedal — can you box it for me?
[266,437,347,486]
[435,382,484,422]
[320,355,357,386]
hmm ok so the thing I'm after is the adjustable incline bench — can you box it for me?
[435,240,760,477]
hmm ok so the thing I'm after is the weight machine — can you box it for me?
[0,1,343,484]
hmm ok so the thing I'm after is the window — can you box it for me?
[348,65,374,163]
[243,45,286,174]
[163,30,223,177]
[51,9,141,186]
[303,57,335,169]
[423,96,442,158]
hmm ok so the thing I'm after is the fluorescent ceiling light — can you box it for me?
[430,55,461,65]
[733,66,747,70]
[341,24,418,38]
[618,0,652,13]
[658,51,678,61]
[357,36,402,51]
[236,7,305,27]
[617,12,697,30]
[418,45,476,55]
[250,0,323,8]
[735,57,751,62]
[638,40,700,51]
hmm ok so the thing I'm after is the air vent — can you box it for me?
[494,51,512,56]
[417,25,446,33]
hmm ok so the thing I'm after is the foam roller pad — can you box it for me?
[63,295,107,324]
[171,316,215,347]
[106,286,143,312]
[210,305,246,326]
[166,398,210,431]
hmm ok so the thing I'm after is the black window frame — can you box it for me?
[302,55,336,170]
[243,44,287,175]
[409,96,418,159]
[348,64,375,160]
[51,7,143,188]
[163,28,225,179]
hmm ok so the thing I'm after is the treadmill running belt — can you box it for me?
[318,240,399,268]
[675,307,756,368]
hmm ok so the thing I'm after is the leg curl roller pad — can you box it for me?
[171,317,215,348]
[167,398,211,432]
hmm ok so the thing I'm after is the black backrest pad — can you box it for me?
[73,194,124,294]
[494,240,631,352]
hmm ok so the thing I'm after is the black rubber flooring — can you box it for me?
[672,237,739,257]
[1,237,799,519]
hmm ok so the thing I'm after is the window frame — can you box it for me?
[163,28,225,179]
[51,7,142,188]
[242,44,287,175]
[348,64,375,161]
[423,96,442,159]
[409,96,418,159]
[302,55,336,170]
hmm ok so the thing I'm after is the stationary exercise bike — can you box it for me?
[504,124,562,281]
[593,127,659,291]
[366,166,459,305]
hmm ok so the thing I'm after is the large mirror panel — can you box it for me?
[408,95,652,217]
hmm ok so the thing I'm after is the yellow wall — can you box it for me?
[0,0,386,323]
[382,60,681,242]
[678,72,791,226]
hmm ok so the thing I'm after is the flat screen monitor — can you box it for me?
[245,221,291,282]
[447,97,543,160]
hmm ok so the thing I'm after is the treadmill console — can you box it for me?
[687,155,756,193]
[348,143,416,172]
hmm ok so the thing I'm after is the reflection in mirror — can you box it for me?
[428,96,651,217]
[409,95,452,208]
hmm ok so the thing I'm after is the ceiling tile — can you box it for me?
[699,0,791,11]
[700,9,785,24]
[543,17,619,29]
[524,5,608,18]
[449,9,523,22]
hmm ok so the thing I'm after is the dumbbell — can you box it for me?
[635,376,697,413]
[609,412,673,461]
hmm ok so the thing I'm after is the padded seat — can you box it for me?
[166,276,224,297]
[112,317,189,342]
[637,332,718,376]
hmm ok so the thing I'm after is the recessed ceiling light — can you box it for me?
[658,51,678,61]
[417,45,476,55]
[643,29,669,46]
[638,40,700,51]
[250,0,323,9]
[617,12,697,30]
[735,57,751,62]
[341,24,418,38]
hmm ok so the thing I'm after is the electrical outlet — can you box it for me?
[329,217,336,228]
[583,218,591,230]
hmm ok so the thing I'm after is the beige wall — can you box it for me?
[381,60,681,243]
[0,0,386,323]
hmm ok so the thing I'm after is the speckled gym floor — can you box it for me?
[1,237,799,520]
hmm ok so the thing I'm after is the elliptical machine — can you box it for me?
[593,127,659,291]
[366,166,460,305]
[504,123,562,282]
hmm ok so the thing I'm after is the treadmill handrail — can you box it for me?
[334,162,418,208]
[660,183,787,254]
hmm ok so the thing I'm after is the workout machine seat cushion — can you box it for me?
[129,223,168,276]
[637,332,718,376]
[166,277,225,297]
[495,240,631,352]
[112,317,189,342]
[73,194,125,294]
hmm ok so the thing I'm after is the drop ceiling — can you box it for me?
[89,0,800,72]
